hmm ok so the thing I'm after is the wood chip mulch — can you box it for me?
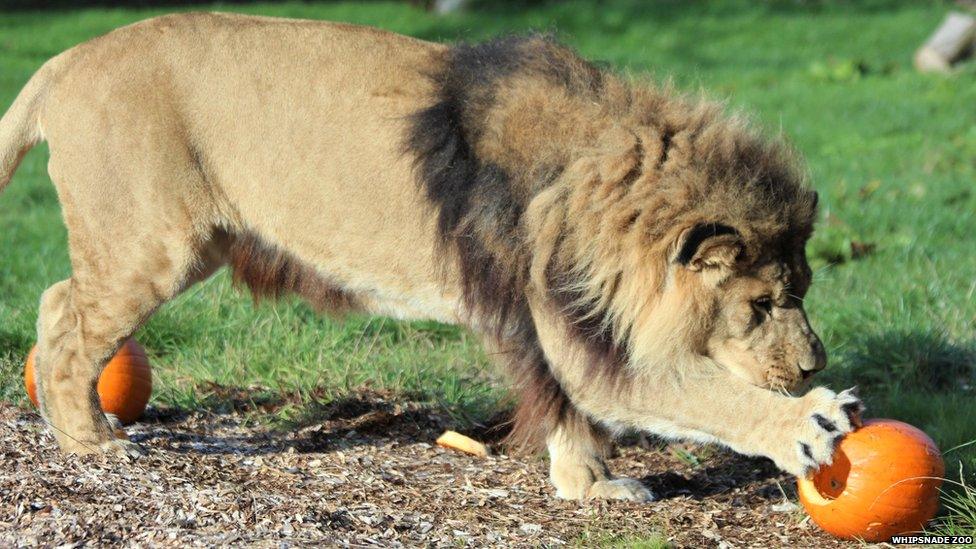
[0,394,867,548]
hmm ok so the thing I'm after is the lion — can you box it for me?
[0,13,861,501]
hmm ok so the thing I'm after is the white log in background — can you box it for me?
[914,12,976,73]
[434,0,469,14]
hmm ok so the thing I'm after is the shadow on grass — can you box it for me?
[827,329,975,394]
[824,329,976,480]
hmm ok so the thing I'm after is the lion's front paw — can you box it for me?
[99,436,146,460]
[587,478,655,502]
[778,387,863,477]
[103,412,142,456]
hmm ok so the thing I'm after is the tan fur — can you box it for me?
[0,13,860,500]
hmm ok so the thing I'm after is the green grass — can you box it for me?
[1,0,974,540]
[930,470,976,538]
[573,529,671,549]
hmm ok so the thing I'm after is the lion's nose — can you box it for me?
[804,337,827,374]
[799,337,827,380]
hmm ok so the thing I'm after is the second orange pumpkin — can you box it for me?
[24,339,152,425]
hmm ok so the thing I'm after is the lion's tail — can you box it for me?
[0,49,74,191]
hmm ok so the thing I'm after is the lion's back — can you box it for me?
[38,13,460,323]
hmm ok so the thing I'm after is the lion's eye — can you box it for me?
[751,296,773,318]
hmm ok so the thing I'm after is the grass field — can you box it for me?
[1,0,974,542]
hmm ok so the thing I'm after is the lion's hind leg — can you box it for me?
[35,121,222,455]
[33,278,117,454]
[35,268,175,456]
[35,226,219,456]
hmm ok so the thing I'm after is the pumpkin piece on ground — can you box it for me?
[436,430,490,458]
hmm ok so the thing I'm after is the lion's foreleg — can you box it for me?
[618,367,862,478]
[514,296,653,501]
[486,314,653,501]
[547,408,653,501]
[572,364,861,478]
[527,293,862,479]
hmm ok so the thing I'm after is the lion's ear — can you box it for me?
[674,223,743,271]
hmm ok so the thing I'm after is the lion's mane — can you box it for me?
[405,35,818,449]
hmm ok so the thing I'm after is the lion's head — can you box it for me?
[522,105,826,396]
[670,223,826,391]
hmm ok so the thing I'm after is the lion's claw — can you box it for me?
[779,387,864,477]
[99,437,145,460]
[586,478,655,502]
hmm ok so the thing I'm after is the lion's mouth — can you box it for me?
[765,367,805,393]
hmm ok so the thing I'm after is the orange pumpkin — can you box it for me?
[24,339,152,425]
[797,419,944,542]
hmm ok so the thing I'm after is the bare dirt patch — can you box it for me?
[0,393,856,547]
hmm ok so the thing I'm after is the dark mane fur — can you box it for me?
[405,34,816,450]
[406,35,611,450]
